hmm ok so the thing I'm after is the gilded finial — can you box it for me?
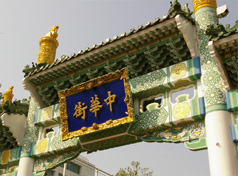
[45,26,59,39]
[2,86,14,110]
[193,0,217,13]
[37,26,59,65]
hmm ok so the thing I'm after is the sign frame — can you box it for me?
[58,68,133,140]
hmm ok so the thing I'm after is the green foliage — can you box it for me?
[115,161,153,176]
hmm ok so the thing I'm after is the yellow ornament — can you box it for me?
[42,107,53,120]
[173,102,191,119]
[90,95,103,118]
[193,0,217,13]
[1,150,10,164]
[1,86,14,110]
[104,91,117,112]
[37,26,59,65]
[172,94,191,120]
[37,139,48,153]
[171,63,187,80]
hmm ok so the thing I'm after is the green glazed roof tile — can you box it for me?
[23,0,193,79]
[205,21,238,41]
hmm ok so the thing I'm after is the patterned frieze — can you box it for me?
[21,98,40,154]
[137,120,206,150]
[0,164,19,176]
[129,57,201,98]
[194,4,227,110]
[0,147,21,166]
[33,150,80,175]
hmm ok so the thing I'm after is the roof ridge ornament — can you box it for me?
[168,0,193,19]
[37,26,59,65]
[1,86,14,110]
[193,0,217,13]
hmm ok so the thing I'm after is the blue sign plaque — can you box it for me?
[59,68,133,140]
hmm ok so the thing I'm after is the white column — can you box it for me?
[206,110,238,176]
[63,163,67,176]
[17,157,34,176]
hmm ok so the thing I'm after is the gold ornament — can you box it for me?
[37,26,59,65]
[1,150,10,164]
[172,94,191,120]
[104,91,117,112]
[74,102,88,120]
[172,102,191,119]
[37,139,48,153]
[171,63,187,80]
[1,86,14,110]
[90,95,103,118]
[42,107,53,120]
[193,0,217,13]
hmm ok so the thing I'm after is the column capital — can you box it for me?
[193,0,217,13]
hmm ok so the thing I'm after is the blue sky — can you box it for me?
[0,0,237,175]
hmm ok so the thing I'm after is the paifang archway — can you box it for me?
[1,1,238,176]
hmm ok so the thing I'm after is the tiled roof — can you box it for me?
[205,20,238,41]
[23,0,194,79]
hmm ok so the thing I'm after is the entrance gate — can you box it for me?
[0,0,238,175]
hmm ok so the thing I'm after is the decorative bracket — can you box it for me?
[175,14,199,58]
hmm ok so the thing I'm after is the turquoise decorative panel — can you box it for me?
[130,96,205,135]
[0,147,21,166]
[34,104,60,126]
[226,89,238,112]
[31,131,79,157]
[169,97,204,126]
[130,57,201,98]
[231,124,238,143]
[0,148,21,176]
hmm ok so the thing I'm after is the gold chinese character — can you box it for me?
[90,95,103,117]
[73,102,88,120]
[104,91,117,112]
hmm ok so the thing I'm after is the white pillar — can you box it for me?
[63,163,67,176]
[206,110,238,176]
[17,157,34,176]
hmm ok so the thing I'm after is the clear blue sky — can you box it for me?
[0,0,237,175]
